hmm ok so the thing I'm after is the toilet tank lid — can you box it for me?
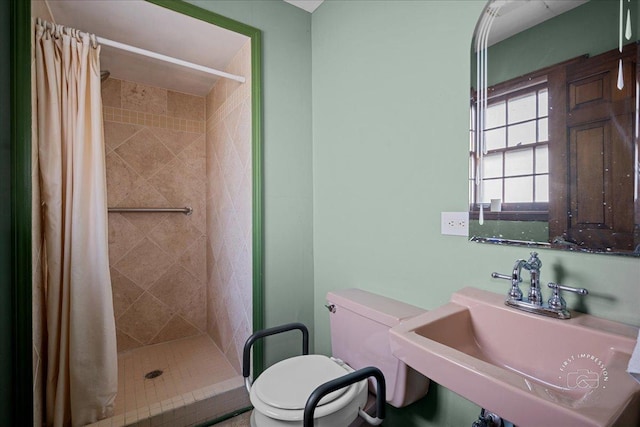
[326,288,426,327]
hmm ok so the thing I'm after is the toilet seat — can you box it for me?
[250,354,367,422]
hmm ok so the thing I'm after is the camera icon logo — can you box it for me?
[567,369,600,389]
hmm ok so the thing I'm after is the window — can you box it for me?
[470,80,549,220]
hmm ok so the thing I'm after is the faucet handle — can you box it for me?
[491,272,511,281]
[491,271,523,300]
[547,282,588,295]
[547,282,588,310]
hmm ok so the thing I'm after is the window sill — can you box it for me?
[469,211,549,221]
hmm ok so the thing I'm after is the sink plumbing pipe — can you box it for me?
[472,408,503,427]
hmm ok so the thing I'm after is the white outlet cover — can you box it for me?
[441,212,469,237]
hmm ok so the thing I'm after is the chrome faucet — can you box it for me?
[491,252,588,319]
[523,252,542,305]
[505,259,526,301]
[492,252,541,304]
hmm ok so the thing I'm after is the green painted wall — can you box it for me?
[186,1,315,364]
[312,1,640,425]
[0,0,13,420]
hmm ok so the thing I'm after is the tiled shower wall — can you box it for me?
[103,79,208,352]
[205,40,252,373]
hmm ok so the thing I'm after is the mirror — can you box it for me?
[470,0,640,256]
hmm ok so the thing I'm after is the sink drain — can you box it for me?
[144,369,163,379]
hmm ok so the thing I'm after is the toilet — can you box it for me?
[244,288,430,426]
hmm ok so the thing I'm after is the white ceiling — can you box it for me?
[38,0,250,96]
[36,0,587,94]
[284,0,325,13]
[487,0,589,46]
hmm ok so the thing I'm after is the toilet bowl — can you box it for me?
[243,288,430,426]
[249,355,368,427]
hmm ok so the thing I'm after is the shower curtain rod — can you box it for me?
[96,36,246,83]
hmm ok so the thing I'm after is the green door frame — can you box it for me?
[9,1,264,423]
[10,0,34,423]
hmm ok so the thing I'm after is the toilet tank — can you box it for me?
[326,288,430,408]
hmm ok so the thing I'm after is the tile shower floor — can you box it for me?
[91,334,249,426]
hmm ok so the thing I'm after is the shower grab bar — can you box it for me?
[108,206,193,216]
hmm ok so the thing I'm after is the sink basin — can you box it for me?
[389,287,640,427]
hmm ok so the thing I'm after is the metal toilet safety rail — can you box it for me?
[242,322,386,427]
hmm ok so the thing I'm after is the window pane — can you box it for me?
[505,149,533,176]
[538,89,548,117]
[508,121,536,146]
[482,179,502,203]
[478,84,549,211]
[535,146,548,174]
[485,127,506,150]
[504,176,533,202]
[483,153,503,178]
[538,118,548,142]
[508,93,536,123]
[486,101,506,128]
[535,175,549,202]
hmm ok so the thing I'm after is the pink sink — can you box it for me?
[389,287,640,427]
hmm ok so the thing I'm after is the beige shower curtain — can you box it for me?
[33,19,117,427]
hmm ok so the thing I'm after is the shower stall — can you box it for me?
[31,1,257,425]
